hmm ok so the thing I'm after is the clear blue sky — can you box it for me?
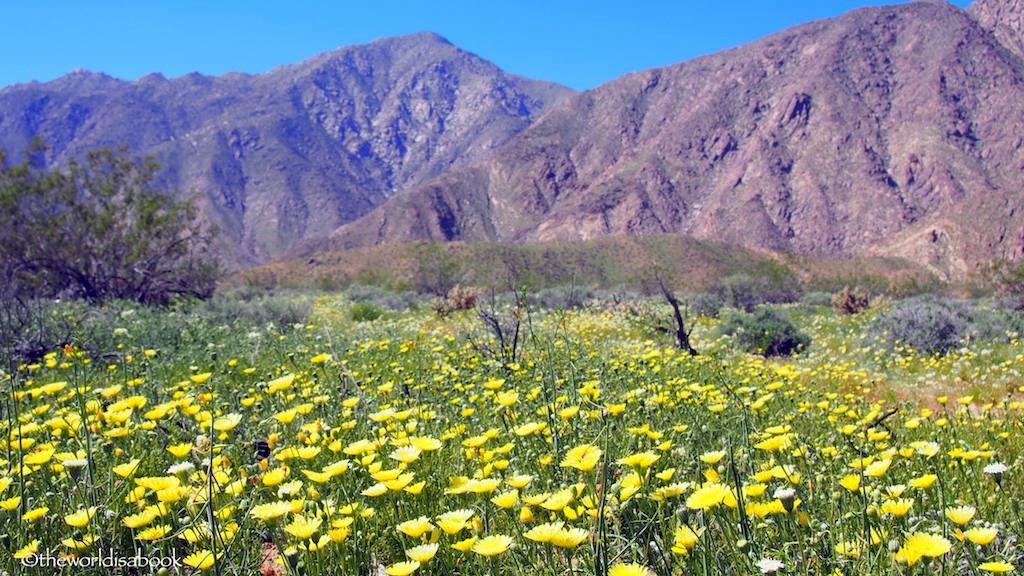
[1,0,974,92]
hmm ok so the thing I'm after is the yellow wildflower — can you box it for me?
[963,527,999,546]
[397,517,435,538]
[183,550,219,570]
[524,521,564,543]
[550,528,589,548]
[471,534,514,556]
[608,563,649,576]
[686,483,729,510]
[945,505,977,525]
[405,543,439,562]
[560,445,602,471]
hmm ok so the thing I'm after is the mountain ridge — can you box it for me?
[292,0,1024,281]
[0,32,576,267]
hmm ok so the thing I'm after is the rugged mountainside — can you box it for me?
[0,33,575,266]
[299,0,1024,280]
[969,0,1024,60]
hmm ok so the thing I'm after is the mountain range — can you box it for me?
[0,32,574,267]
[4,0,1024,280]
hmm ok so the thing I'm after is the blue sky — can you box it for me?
[1,0,973,92]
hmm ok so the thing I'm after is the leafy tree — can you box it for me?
[0,140,219,304]
[411,241,469,297]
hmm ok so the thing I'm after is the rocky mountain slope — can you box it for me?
[0,33,575,266]
[298,0,1024,280]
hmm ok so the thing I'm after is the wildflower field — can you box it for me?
[1,292,1022,575]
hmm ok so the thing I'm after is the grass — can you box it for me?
[230,235,934,297]
[0,292,1020,575]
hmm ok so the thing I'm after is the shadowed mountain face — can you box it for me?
[0,32,575,267]
[300,0,1024,280]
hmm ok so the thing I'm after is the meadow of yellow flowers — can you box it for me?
[0,293,1020,575]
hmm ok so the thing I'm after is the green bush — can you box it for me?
[799,291,834,309]
[718,306,811,356]
[0,141,219,304]
[0,292,315,366]
[350,301,385,322]
[709,262,803,313]
[687,291,725,318]
[346,284,423,312]
[534,284,594,309]
[198,289,313,331]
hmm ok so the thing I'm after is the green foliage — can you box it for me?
[0,139,219,304]
[197,289,313,331]
[718,306,811,356]
[686,291,725,317]
[411,242,469,296]
[799,291,834,308]
[314,273,343,292]
[0,296,73,364]
[688,260,804,317]
[0,290,315,367]
[345,284,423,312]
[350,301,385,322]
[532,283,593,309]
[990,259,1024,310]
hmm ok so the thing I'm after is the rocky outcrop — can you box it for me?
[969,0,1024,60]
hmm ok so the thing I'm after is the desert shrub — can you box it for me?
[718,306,811,357]
[0,141,219,304]
[345,284,422,312]
[314,274,343,292]
[430,285,483,316]
[799,291,833,308]
[468,288,529,366]
[953,299,1024,342]
[411,242,470,297]
[990,260,1024,310]
[871,297,970,355]
[448,285,480,311]
[0,291,318,367]
[710,263,803,313]
[873,296,1024,355]
[0,296,73,363]
[687,291,725,318]
[350,301,385,322]
[715,274,763,313]
[831,286,871,314]
[534,284,594,310]
[198,289,313,331]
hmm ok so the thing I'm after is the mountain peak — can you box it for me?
[50,68,121,91]
[0,33,575,267]
[968,0,1024,59]
[376,31,452,45]
[309,0,1024,280]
